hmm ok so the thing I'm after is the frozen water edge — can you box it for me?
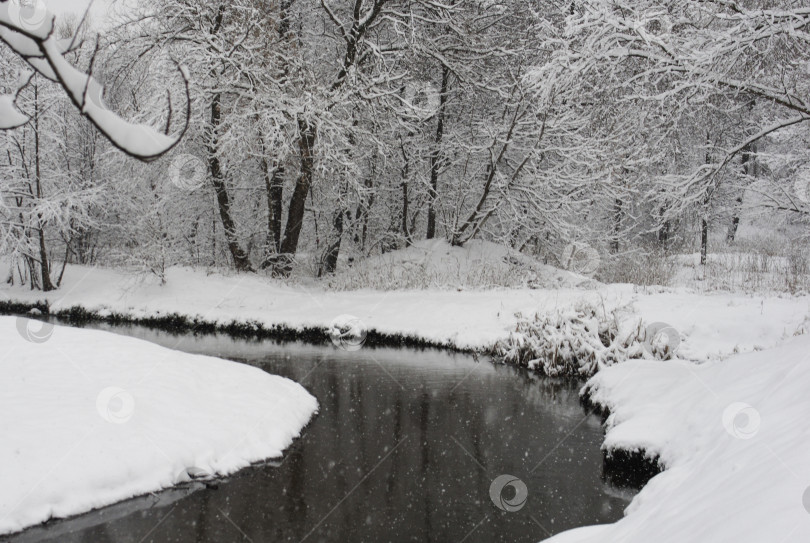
[0,317,318,536]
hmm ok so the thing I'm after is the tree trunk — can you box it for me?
[727,142,755,243]
[426,64,450,240]
[701,217,709,265]
[321,207,345,276]
[726,210,741,244]
[353,177,373,251]
[701,134,711,266]
[402,179,411,245]
[268,167,284,251]
[399,136,412,246]
[278,118,316,276]
[33,82,54,292]
[259,0,293,271]
[208,93,252,272]
[401,176,411,247]
[658,217,671,251]
[610,198,623,254]
[259,129,284,268]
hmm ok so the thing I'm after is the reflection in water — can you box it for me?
[8,324,633,543]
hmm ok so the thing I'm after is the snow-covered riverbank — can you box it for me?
[551,335,810,542]
[1,265,808,360]
[0,317,318,536]
[2,264,810,542]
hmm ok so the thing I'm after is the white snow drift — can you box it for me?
[549,335,810,543]
[0,317,317,536]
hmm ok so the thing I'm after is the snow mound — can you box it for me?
[550,334,810,543]
[328,239,597,290]
[0,318,317,535]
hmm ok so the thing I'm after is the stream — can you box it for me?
[7,322,636,542]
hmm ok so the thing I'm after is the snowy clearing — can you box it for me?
[0,317,318,536]
[549,335,810,542]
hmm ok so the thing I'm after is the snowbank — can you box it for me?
[326,239,595,290]
[0,317,317,536]
[1,265,807,361]
[549,336,810,543]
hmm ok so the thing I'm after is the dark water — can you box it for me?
[7,324,634,543]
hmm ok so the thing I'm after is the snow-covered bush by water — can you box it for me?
[492,303,646,377]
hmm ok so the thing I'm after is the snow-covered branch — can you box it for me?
[0,0,190,161]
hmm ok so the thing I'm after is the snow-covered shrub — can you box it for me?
[686,249,810,294]
[492,303,645,377]
[597,250,678,287]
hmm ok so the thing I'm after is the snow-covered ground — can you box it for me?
[1,264,808,360]
[1,261,810,542]
[550,335,810,542]
[0,317,317,536]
